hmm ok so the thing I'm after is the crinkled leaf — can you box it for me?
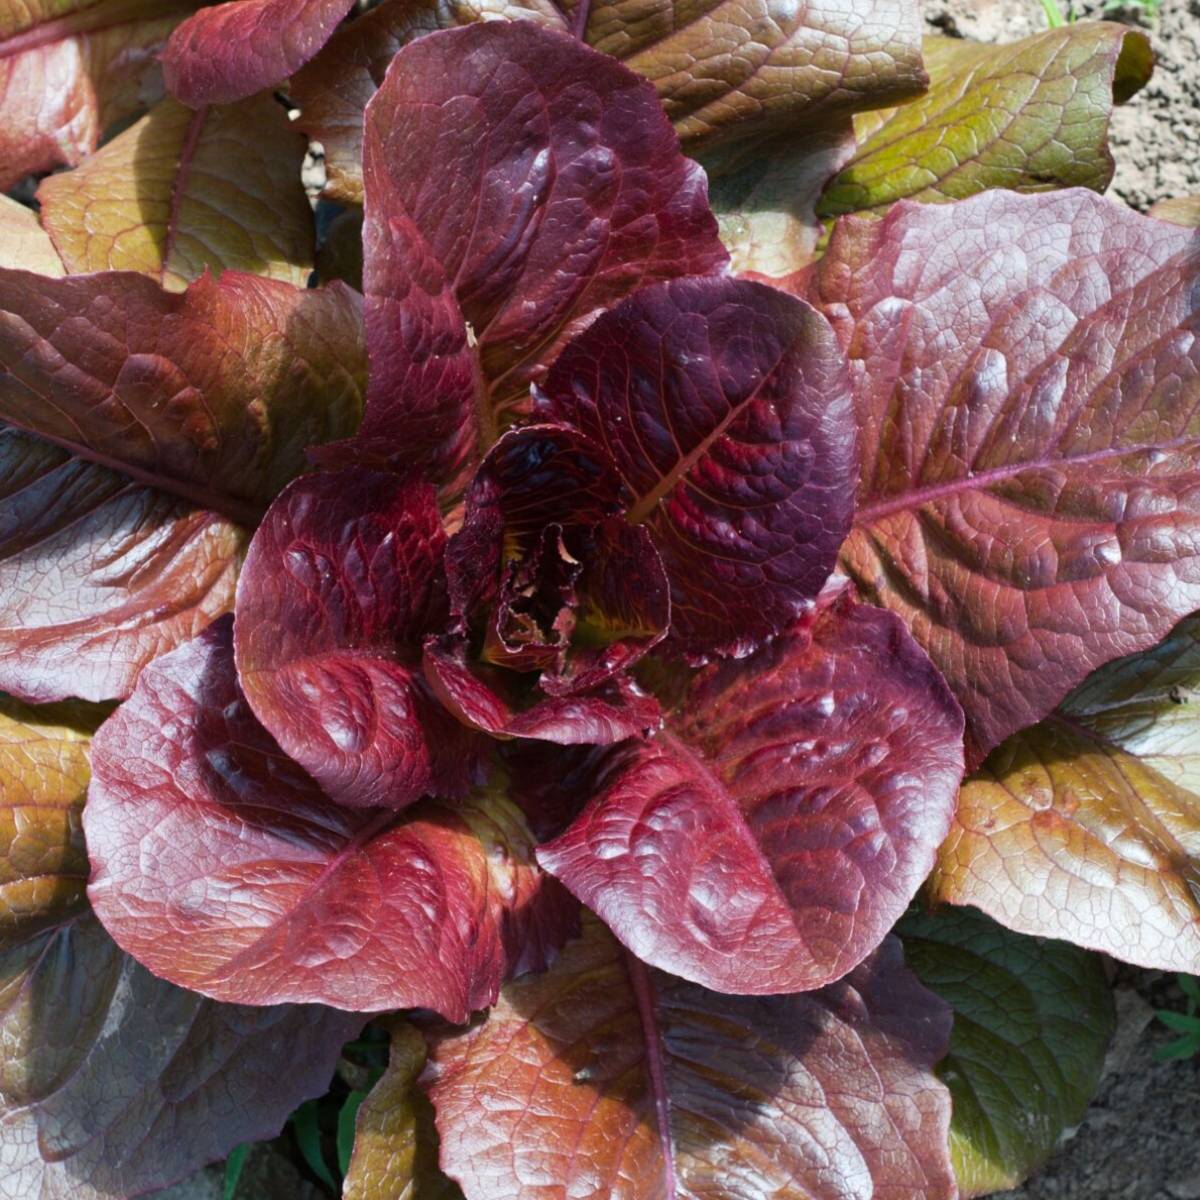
[699,121,858,278]
[538,600,965,993]
[0,195,64,275]
[577,0,928,151]
[543,276,857,656]
[424,914,956,1200]
[0,269,366,525]
[0,696,98,948]
[161,0,355,106]
[819,24,1152,218]
[0,426,243,704]
[343,1022,464,1200]
[424,637,662,743]
[1151,196,1200,227]
[234,469,480,810]
[808,189,1200,764]
[0,0,197,190]
[900,906,1114,1198]
[38,93,313,288]
[0,915,361,1200]
[931,616,1200,972]
[321,22,727,491]
[85,617,577,1017]
[290,0,566,205]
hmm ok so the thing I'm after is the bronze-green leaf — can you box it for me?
[38,93,314,288]
[819,23,1152,217]
[901,907,1114,1198]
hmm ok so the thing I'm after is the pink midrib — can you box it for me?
[161,105,210,281]
[625,950,679,1199]
[853,432,1200,525]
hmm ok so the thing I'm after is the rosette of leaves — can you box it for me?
[2,1,1199,1198]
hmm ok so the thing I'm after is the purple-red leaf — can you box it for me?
[290,0,566,205]
[807,189,1200,763]
[0,916,362,1200]
[85,617,576,1017]
[321,22,727,491]
[0,426,243,704]
[0,0,197,191]
[424,637,661,744]
[423,915,956,1200]
[235,469,480,809]
[538,599,964,993]
[543,275,858,656]
[161,0,355,106]
[0,269,366,525]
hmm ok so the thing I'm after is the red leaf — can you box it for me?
[317,22,727,491]
[805,189,1200,763]
[234,469,481,809]
[424,915,956,1200]
[161,0,355,106]
[0,426,242,704]
[538,600,964,993]
[0,0,196,191]
[85,617,576,1017]
[0,268,366,526]
[0,915,362,1199]
[542,276,857,655]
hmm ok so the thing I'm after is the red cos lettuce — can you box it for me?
[0,3,1197,1199]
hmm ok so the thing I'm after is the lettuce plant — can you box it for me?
[0,1,1197,1198]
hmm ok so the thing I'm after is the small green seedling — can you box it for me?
[1155,975,1200,1060]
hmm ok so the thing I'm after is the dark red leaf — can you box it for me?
[0,426,243,704]
[234,469,481,809]
[805,189,1200,763]
[85,618,575,1017]
[161,0,355,106]
[424,915,956,1200]
[538,599,964,993]
[424,636,661,744]
[0,915,363,1200]
[0,268,366,526]
[317,22,727,491]
[542,275,858,655]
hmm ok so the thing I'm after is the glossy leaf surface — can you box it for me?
[0,0,196,190]
[234,470,479,809]
[343,1022,464,1200]
[162,0,355,105]
[932,616,1200,972]
[0,269,365,524]
[290,0,565,204]
[901,907,1114,1197]
[38,94,313,287]
[819,24,1152,217]
[578,0,928,151]
[0,426,243,704]
[809,189,1200,762]
[425,915,955,1200]
[539,600,964,992]
[543,276,856,654]
[86,618,576,1017]
[329,22,727,490]
[0,696,96,947]
[0,916,361,1200]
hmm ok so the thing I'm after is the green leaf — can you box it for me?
[223,1145,249,1200]
[292,1100,337,1190]
[338,1091,369,1178]
[819,23,1152,218]
[900,906,1115,1198]
[1155,1010,1200,1035]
